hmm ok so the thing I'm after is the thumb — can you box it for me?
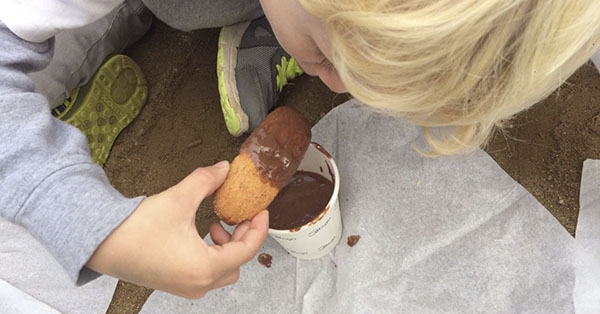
[171,161,230,205]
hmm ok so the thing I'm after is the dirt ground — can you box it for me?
[101,20,600,314]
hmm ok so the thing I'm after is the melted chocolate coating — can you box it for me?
[268,170,334,230]
[257,253,273,268]
[240,107,311,189]
[347,235,361,247]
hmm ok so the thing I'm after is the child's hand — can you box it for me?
[86,161,269,299]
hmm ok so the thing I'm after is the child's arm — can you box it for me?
[0,23,269,297]
[0,22,144,285]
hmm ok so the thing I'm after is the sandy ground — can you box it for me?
[101,21,600,313]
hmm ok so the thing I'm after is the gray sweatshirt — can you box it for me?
[0,22,144,285]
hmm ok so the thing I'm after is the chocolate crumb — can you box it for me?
[347,235,361,247]
[258,253,272,268]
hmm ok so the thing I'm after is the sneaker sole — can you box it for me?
[217,21,251,137]
[59,55,147,165]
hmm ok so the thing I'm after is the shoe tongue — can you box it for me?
[254,26,272,38]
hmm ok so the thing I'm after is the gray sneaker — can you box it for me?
[217,16,303,136]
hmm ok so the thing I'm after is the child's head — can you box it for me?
[263,0,600,155]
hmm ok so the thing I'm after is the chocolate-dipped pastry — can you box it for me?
[213,106,311,225]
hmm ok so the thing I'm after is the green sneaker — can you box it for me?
[51,54,147,166]
[217,16,303,136]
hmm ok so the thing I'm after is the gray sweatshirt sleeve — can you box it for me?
[0,22,145,285]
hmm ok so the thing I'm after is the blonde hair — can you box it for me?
[300,0,600,155]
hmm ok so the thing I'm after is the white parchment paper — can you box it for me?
[574,159,600,313]
[139,101,600,314]
[2,100,600,313]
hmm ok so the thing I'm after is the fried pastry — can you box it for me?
[213,106,311,224]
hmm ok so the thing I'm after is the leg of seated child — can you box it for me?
[29,0,152,166]
[30,0,152,108]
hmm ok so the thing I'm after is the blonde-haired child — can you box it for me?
[298,0,600,155]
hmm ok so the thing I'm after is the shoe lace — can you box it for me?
[51,88,79,118]
[275,56,303,92]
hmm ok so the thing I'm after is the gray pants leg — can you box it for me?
[141,0,263,31]
[30,0,152,108]
[30,0,261,108]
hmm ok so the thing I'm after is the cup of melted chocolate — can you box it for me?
[267,142,342,259]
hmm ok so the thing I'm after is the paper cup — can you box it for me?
[268,142,342,259]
